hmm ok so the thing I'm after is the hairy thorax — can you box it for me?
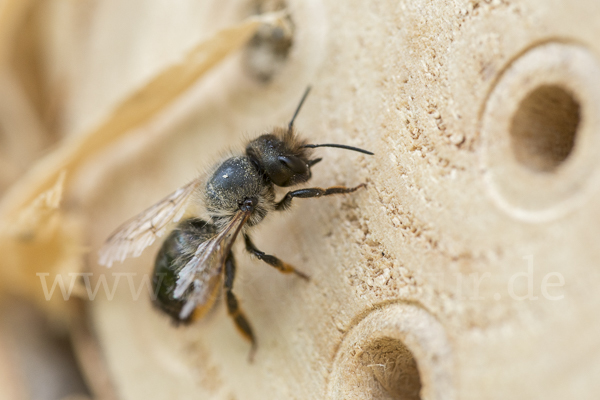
[204,156,274,227]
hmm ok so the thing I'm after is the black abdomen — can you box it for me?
[152,218,222,323]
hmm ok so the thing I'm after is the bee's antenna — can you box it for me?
[302,143,374,155]
[288,86,312,134]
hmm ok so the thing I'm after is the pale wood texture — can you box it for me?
[1,0,599,399]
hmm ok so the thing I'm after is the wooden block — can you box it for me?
[3,0,599,399]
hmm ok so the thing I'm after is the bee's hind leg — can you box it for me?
[243,234,310,280]
[224,253,257,362]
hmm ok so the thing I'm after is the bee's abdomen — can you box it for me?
[151,218,219,324]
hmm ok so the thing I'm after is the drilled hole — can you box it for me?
[510,85,581,172]
[361,337,422,400]
[243,0,293,83]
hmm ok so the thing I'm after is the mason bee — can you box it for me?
[98,87,372,357]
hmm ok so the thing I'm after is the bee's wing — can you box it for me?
[98,179,202,267]
[175,210,251,320]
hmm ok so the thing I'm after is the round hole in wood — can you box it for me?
[361,337,422,400]
[327,303,454,400]
[509,85,581,172]
[243,0,294,83]
[479,42,600,220]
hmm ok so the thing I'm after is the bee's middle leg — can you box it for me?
[243,234,310,280]
[224,253,257,361]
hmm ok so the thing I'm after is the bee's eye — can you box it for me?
[278,156,308,174]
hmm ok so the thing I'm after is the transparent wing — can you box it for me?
[98,179,202,267]
[175,210,251,320]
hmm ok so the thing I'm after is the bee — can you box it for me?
[98,87,372,358]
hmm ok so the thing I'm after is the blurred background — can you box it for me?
[0,1,291,398]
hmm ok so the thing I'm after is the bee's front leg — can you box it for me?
[275,183,367,211]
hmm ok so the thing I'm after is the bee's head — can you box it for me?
[245,127,316,187]
[245,87,373,187]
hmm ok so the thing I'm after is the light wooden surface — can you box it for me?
[1,0,599,399]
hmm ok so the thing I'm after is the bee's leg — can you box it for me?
[308,157,322,167]
[243,234,310,280]
[275,183,366,211]
[224,253,257,361]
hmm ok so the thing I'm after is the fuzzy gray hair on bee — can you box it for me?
[99,87,372,361]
